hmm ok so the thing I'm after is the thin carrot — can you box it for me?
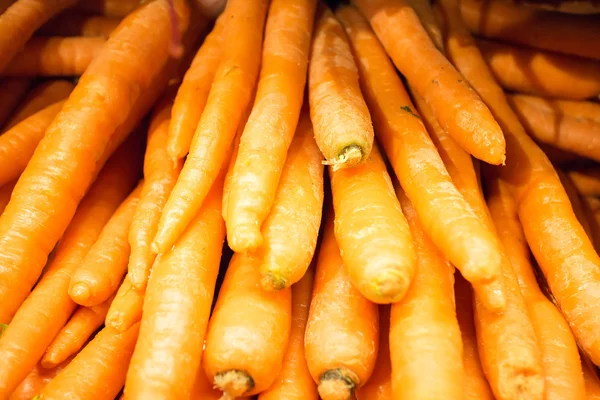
[256,110,324,291]
[459,0,600,61]
[0,180,16,215]
[9,358,72,400]
[125,171,226,399]
[259,266,318,400]
[2,36,106,77]
[153,0,269,254]
[583,361,600,400]
[569,167,600,197]
[0,78,32,130]
[69,183,142,307]
[0,137,141,396]
[38,10,121,37]
[0,0,191,323]
[305,212,379,400]
[105,274,145,333]
[74,0,141,17]
[40,323,140,400]
[353,0,505,165]
[41,293,115,369]
[557,169,594,239]
[337,5,506,311]
[225,0,316,252]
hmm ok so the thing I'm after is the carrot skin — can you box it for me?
[105,274,145,333]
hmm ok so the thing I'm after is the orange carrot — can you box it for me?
[190,361,252,400]
[0,0,191,323]
[459,0,600,61]
[0,78,32,130]
[336,5,505,311]
[40,323,140,400]
[557,169,594,239]
[569,167,600,197]
[153,0,269,254]
[125,172,226,399]
[305,212,379,400]
[406,0,444,51]
[2,36,106,77]
[584,361,600,400]
[225,0,316,252]
[41,293,115,369]
[69,183,142,307]
[38,10,121,37]
[255,110,324,291]
[0,180,16,215]
[308,5,373,170]
[537,98,600,123]
[0,137,141,396]
[74,0,141,17]
[259,266,318,400]
[105,274,145,333]
[353,0,506,165]
[9,358,72,400]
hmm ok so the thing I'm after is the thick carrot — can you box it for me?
[40,323,140,400]
[125,172,226,399]
[225,0,316,252]
[0,101,66,187]
[584,361,600,400]
[392,185,464,399]
[486,175,586,400]
[305,213,379,400]
[557,169,594,240]
[74,0,141,17]
[0,137,141,396]
[0,180,16,215]
[336,6,506,311]
[0,0,191,323]
[569,167,600,197]
[353,0,505,165]
[0,0,78,73]
[459,0,600,61]
[38,11,121,37]
[308,5,373,170]
[0,78,32,130]
[256,110,324,291]
[153,0,269,254]
[70,183,142,307]
[9,358,72,400]
[41,294,115,369]
[105,274,145,333]
[2,36,106,77]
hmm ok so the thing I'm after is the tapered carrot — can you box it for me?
[70,183,142,307]
[0,137,141,396]
[153,0,269,254]
[308,5,373,170]
[0,180,16,216]
[337,5,505,311]
[125,172,226,399]
[40,323,140,400]
[9,358,72,400]
[584,361,600,400]
[305,213,379,400]
[0,0,78,73]
[38,11,121,37]
[41,294,115,369]
[353,0,505,165]
[557,169,594,239]
[0,100,66,187]
[4,79,74,130]
[105,274,145,333]
[256,110,324,291]
[486,175,586,400]
[225,0,316,252]
[392,185,464,399]
[74,0,141,17]
[168,11,226,160]
[203,251,292,399]
[2,36,106,77]
[259,266,318,400]
[0,78,31,130]
[459,0,600,61]
[569,167,600,197]
[0,0,191,323]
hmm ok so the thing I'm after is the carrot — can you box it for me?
[2,36,106,77]
[557,169,594,240]
[203,251,292,399]
[41,294,115,369]
[0,180,16,215]
[538,98,600,124]
[0,101,66,187]
[336,5,506,310]
[569,167,600,197]
[38,10,121,37]
[105,274,145,333]
[153,0,269,254]
[256,110,324,291]
[0,137,141,396]
[584,361,600,400]
[191,361,252,400]
[308,5,373,170]
[9,358,72,400]
[259,266,318,400]
[74,0,141,17]
[225,0,316,252]
[0,78,32,130]
[353,0,505,165]
[486,175,586,400]
[0,0,191,323]
[391,184,464,399]
[305,212,379,400]
[508,93,600,162]
[0,0,78,73]
[69,183,142,307]
[406,0,444,51]
[4,79,74,130]
[459,0,600,61]
[355,305,392,400]
[40,323,140,400]
[125,171,226,399]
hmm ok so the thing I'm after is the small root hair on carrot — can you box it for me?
[323,145,363,171]
[318,368,358,400]
[214,369,255,400]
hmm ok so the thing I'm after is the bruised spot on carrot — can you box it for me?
[319,368,359,400]
[214,370,255,399]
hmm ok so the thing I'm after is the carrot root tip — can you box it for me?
[69,282,92,305]
[323,145,363,171]
[318,368,358,400]
[214,370,254,399]
[473,278,506,313]
[369,268,411,303]
[228,228,263,253]
[260,272,288,292]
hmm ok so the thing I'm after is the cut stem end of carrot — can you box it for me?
[367,268,411,304]
[318,368,358,400]
[323,145,363,171]
[214,369,255,400]
[260,272,288,292]
[497,363,545,400]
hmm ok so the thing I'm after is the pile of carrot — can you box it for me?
[0,0,600,399]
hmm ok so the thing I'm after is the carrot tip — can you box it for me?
[228,228,263,254]
[214,370,254,399]
[40,356,57,370]
[368,268,411,303]
[323,145,364,171]
[260,273,288,292]
[318,368,358,400]
[69,282,92,305]
[473,278,506,313]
